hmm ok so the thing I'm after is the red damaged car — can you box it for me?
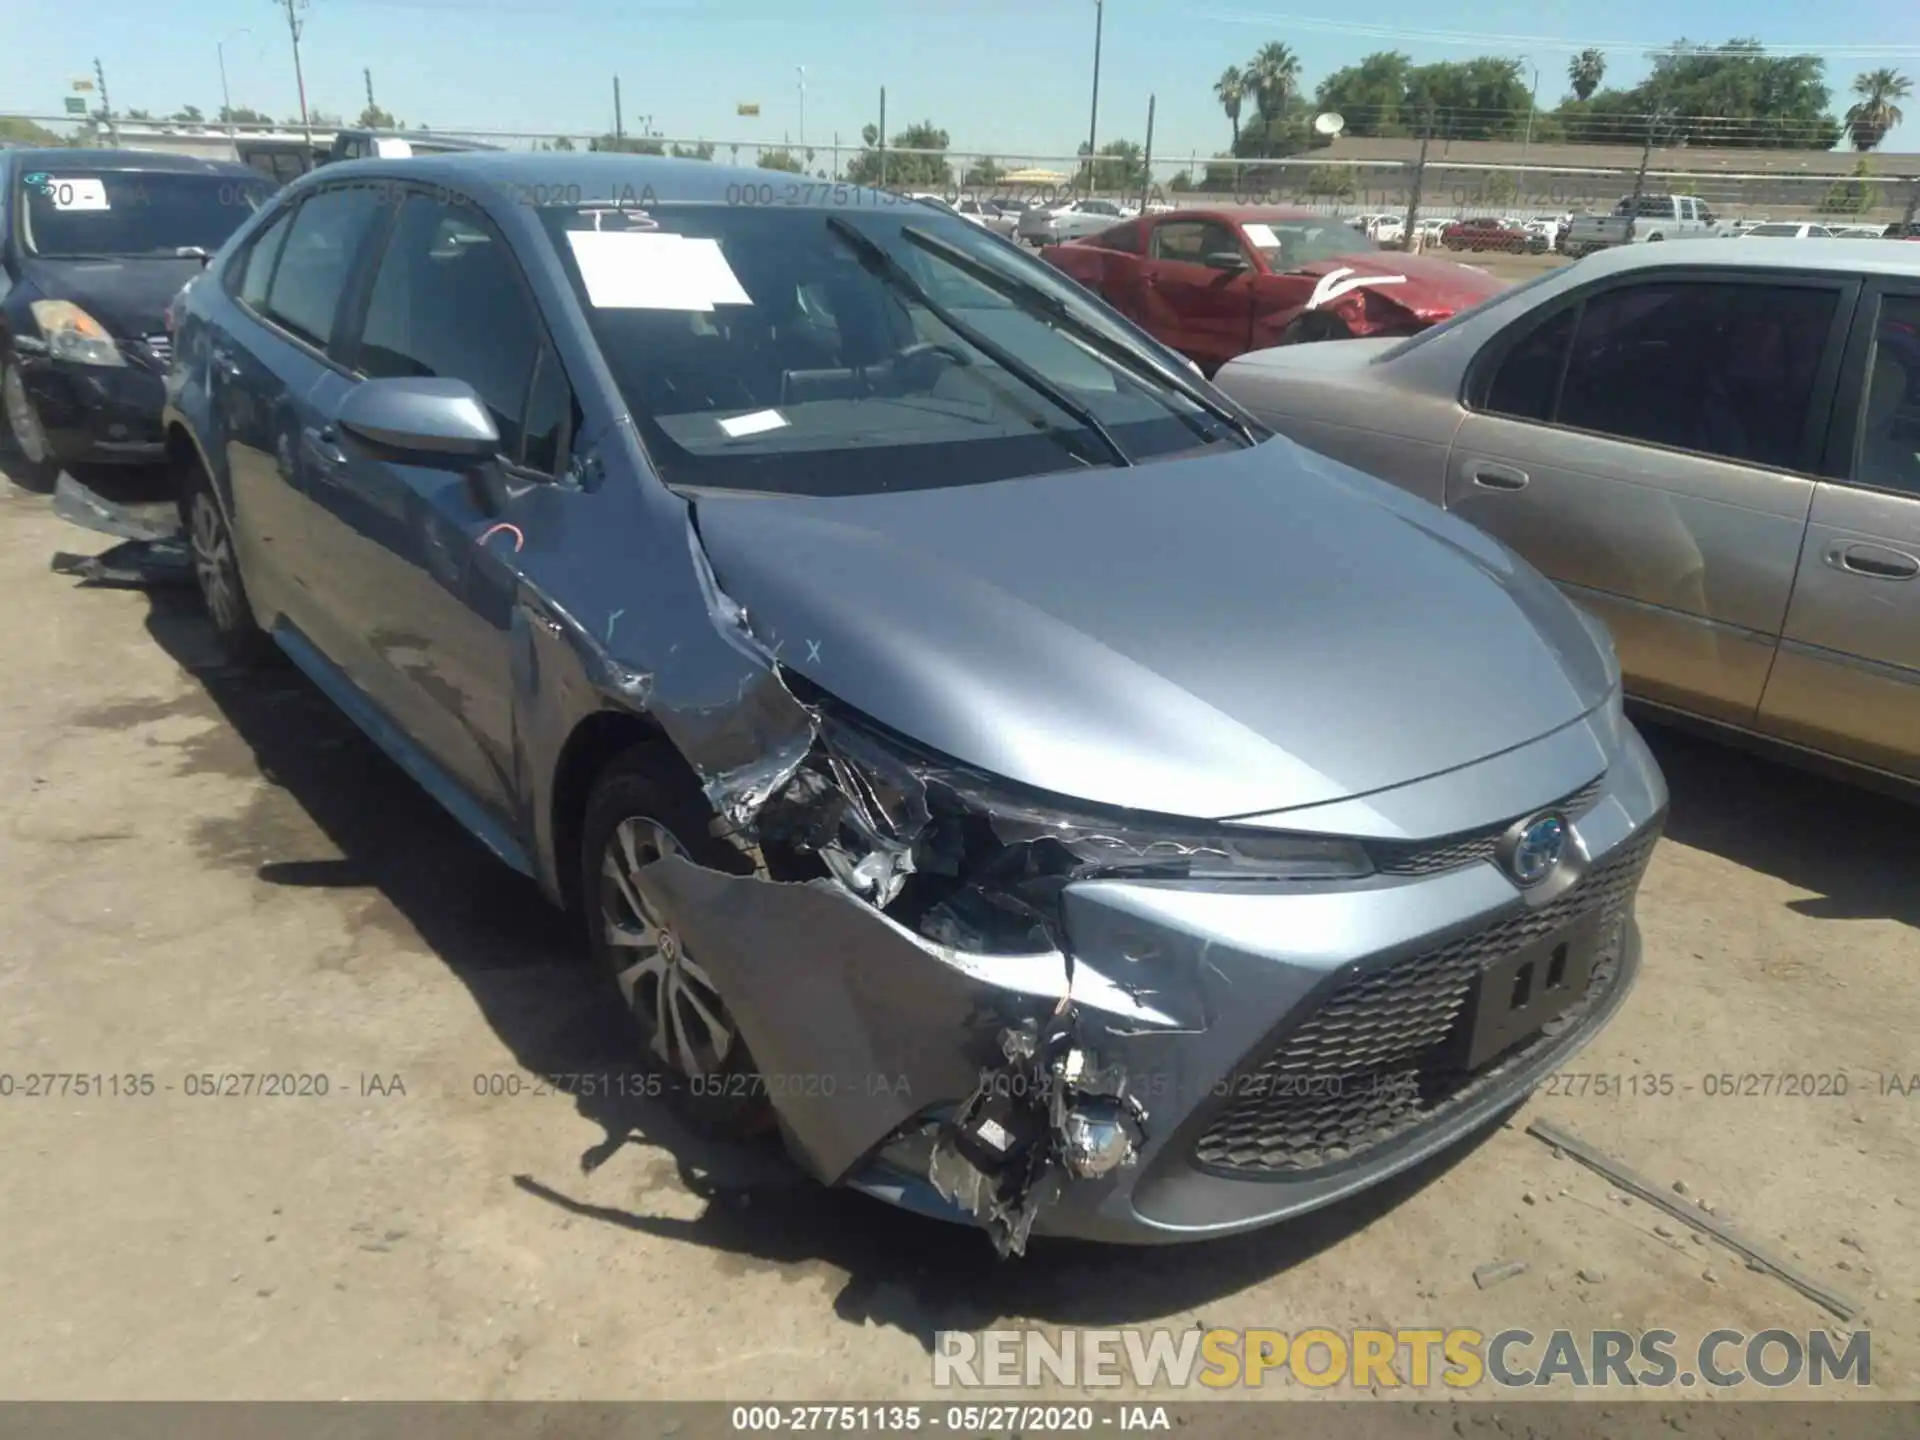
[1039,206,1504,375]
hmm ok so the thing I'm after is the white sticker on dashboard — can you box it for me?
[1241,222,1280,249]
[718,409,789,438]
[45,178,111,211]
[565,230,752,311]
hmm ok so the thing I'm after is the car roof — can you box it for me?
[1,147,261,177]
[1574,236,1920,278]
[1156,206,1340,224]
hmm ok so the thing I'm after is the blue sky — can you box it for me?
[5,0,1917,162]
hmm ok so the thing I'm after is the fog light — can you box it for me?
[1060,1100,1134,1177]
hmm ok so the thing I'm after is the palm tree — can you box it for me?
[1846,68,1912,151]
[1567,48,1606,103]
[1247,42,1301,124]
[1214,65,1246,148]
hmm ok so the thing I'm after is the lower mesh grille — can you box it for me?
[1193,826,1658,1176]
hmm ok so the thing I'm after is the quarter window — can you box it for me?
[262,185,382,349]
[355,193,553,463]
[1854,294,1920,495]
[1480,280,1838,471]
[235,209,292,310]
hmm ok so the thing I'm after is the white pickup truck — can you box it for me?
[1561,193,1717,256]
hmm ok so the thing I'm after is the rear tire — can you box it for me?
[1,361,60,492]
[580,745,773,1137]
[1282,312,1353,345]
[180,457,274,666]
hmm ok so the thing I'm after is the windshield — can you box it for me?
[17,168,272,258]
[540,203,1233,495]
[1240,218,1373,268]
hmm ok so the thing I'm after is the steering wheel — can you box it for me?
[895,339,973,388]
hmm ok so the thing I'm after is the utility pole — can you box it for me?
[1085,0,1104,197]
[1627,105,1661,220]
[217,29,251,126]
[278,0,312,144]
[1404,106,1434,246]
[1903,176,1919,228]
[94,58,118,146]
[878,87,888,188]
[797,66,806,150]
[1140,93,1155,213]
[1516,55,1539,201]
[363,68,375,117]
[613,76,624,142]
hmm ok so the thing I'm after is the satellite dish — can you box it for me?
[1313,111,1346,137]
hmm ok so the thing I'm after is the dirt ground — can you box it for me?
[1,452,1915,1408]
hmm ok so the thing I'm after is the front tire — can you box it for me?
[1,361,60,491]
[181,459,274,665]
[1281,312,1353,344]
[581,746,772,1136]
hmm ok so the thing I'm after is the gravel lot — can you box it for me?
[2,442,1915,1407]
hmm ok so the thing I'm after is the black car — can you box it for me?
[0,149,273,487]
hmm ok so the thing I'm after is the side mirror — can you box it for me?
[337,377,500,463]
[1203,250,1250,272]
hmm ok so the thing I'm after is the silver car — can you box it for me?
[1216,239,1920,788]
[1019,197,1134,246]
[162,152,1665,1254]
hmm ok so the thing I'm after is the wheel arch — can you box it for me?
[548,707,682,918]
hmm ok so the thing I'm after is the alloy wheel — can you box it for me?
[2,365,51,465]
[599,816,739,1080]
[189,491,244,633]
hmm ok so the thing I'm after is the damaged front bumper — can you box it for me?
[633,695,1667,1252]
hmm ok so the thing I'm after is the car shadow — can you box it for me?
[1635,716,1920,927]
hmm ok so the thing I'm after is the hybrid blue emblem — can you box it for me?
[1507,814,1568,887]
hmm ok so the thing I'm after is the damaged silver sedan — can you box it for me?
[161,153,1667,1253]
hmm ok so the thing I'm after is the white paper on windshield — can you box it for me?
[1240,222,1280,249]
[565,230,751,311]
[45,178,111,212]
[718,409,789,438]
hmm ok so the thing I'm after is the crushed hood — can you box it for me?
[691,437,1613,821]
[1273,250,1505,323]
[16,255,200,339]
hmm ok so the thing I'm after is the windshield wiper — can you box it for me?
[899,225,1262,447]
[824,215,1132,470]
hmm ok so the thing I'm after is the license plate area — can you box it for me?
[1462,911,1604,1071]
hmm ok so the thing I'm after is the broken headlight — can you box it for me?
[30,300,127,368]
[768,707,1372,955]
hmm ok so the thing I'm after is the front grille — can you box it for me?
[1371,774,1605,878]
[1193,825,1657,1176]
[141,334,172,365]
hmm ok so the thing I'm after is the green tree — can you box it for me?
[125,108,153,120]
[1077,138,1145,191]
[553,135,577,151]
[172,104,205,123]
[590,133,664,154]
[1314,51,1414,137]
[1302,164,1358,199]
[0,116,64,145]
[1214,65,1247,148]
[356,103,399,129]
[1568,49,1607,103]
[1167,168,1196,192]
[843,120,951,187]
[1247,42,1302,123]
[759,148,804,172]
[1563,40,1841,149]
[964,155,1005,185]
[669,140,714,160]
[219,105,273,125]
[1482,170,1519,205]
[1819,156,1880,212]
[1846,68,1912,151]
[1404,57,1531,140]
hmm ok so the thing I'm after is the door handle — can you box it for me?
[1829,541,1920,581]
[1469,462,1530,491]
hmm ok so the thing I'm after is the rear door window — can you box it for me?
[1852,293,1920,496]
[234,208,292,310]
[262,184,383,349]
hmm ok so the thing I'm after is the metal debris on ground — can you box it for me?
[1525,1117,1861,1322]
[51,539,194,587]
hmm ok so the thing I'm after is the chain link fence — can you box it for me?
[13,113,1919,230]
